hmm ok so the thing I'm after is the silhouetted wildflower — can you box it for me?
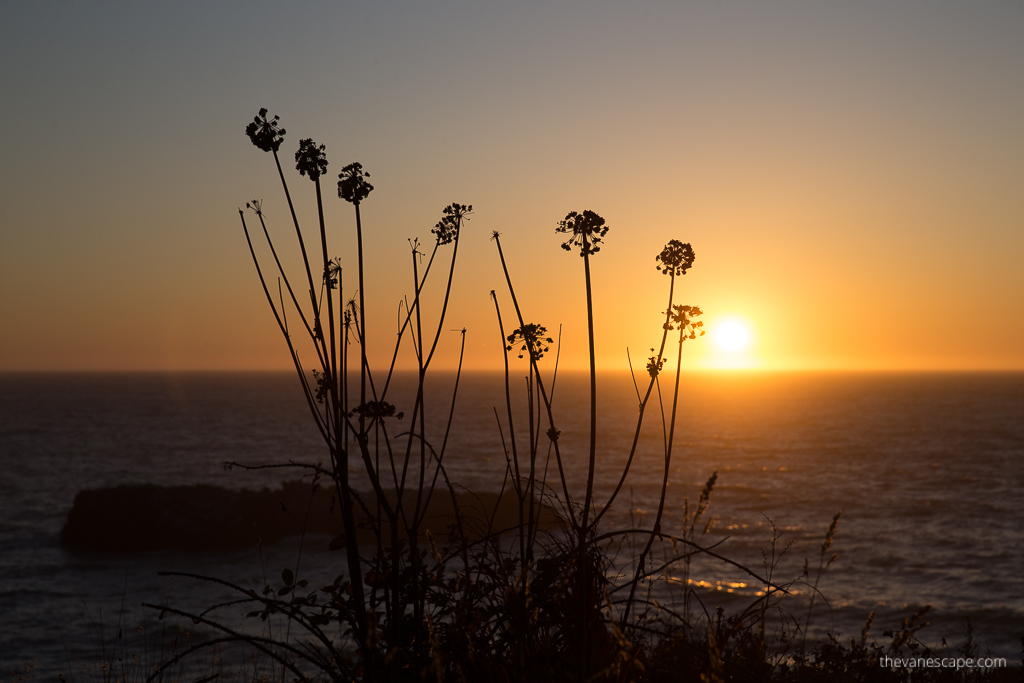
[324,258,341,290]
[245,199,264,217]
[312,369,331,404]
[506,324,553,360]
[656,240,695,277]
[337,163,374,205]
[646,348,665,378]
[664,304,705,340]
[350,401,403,420]
[295,139,328,181]
[432,203,473,246]
[556,210,609,257]
[245,108,286,153]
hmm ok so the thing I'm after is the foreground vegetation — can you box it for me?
[13,108,1016,683]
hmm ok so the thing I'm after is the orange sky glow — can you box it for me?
[2,1,1022,373]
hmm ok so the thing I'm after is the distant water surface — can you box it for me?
[1,371,1022,675]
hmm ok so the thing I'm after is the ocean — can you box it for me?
[1,370,1022,676]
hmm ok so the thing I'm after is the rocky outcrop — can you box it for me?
[61,481,559,552]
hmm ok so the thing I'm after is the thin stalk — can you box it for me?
[252,206,319,350]
[420,328,467,523]
[240,211,329,442]
[621,323,687,626]
[271,149,319,319]
[379,241,441,399]
[354,200,368,442]
[314,172,372,658]
[492,233,575,527]
[575,233,599,683]
[491,291,528,564]
[313,176,339,422]
[424,216,462,367]
[409,242,428,626]
[593,271,676,524]
[580,237,597,532]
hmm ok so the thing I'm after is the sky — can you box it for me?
[2,0,1022,373]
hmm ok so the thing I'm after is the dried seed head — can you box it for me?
[506,323,553,360]
[337,162,374,205]
[656,240,695,276]
[556,210,609,257]
[295,138,328,181]
[664,304,706,340]
[432,203,473,245]
[245,108,286,153]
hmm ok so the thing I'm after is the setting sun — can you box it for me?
[715,320,750,352]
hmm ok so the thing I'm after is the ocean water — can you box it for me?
[1,370,1022,676]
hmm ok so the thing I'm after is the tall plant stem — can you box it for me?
[313,177,338,419]
[621,323,687,626]
[424,218,462,367]
[581,240,597,532]
[405,244,428,627]
[379,242,440,400]
[419,328,467,522]
[271,150,320,321]
[594,271,676,525]
[240,211,328,442]
[354,201,367,439]
[490,292,527,562]
[252,208,320,356]
[313,179,369,658]
[492,234,575,526]
[574,236,600,683]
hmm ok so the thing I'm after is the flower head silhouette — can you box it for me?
[664,304,705,340]
[337,162,374,205]
[295,138,328,181]
[506,324,554,360]
[646,349,666,378]
[432,203,473,246]
[556,210,609,257]
[312,369,331,404]
[656,240,695,277]
[351,400,403,420]
[245,108,286,153]
[245,199,264,217]
[324,258,341,290]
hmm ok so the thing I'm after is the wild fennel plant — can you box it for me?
[146,108,838,683]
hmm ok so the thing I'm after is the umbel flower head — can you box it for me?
[556,210,609,257]
[646,349,666,378]
[295,139,328,181]
[245,199,264,217]
[245,108,286,153]
[664,304,705,340]
[337,162,374,205]
[506,324,554,360]
[432,203,473,246]
[656,240,695,277]
[350,400,403,421]
[324,258,341,290]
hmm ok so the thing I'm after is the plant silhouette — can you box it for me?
[137,108,954,683]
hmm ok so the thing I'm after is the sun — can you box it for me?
[715,320,750,352]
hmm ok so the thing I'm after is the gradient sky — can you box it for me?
[2,0,1022,372]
